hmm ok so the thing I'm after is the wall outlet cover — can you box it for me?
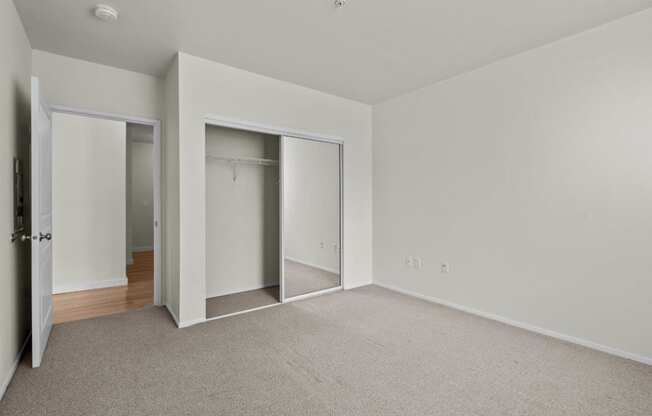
[405,256,413,267]
[414,257,423,269]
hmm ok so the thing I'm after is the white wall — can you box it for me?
[32,50,162,120]
[52,113,127,293]
[129,140,154,251]
[205,126,279,298]
[163,57,180,319]
[0,0,31,399]
[373,9,652,361]
[284,137,340,273]
[175,52,373,325]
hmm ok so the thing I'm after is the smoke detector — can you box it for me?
[94,4,119,22]
[334,0,347,8]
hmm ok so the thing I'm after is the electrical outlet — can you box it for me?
[320,242,325,249]
[405,256,413,268]
[413,257,423,269]
[440,263,450,273]
[405,256,423,269]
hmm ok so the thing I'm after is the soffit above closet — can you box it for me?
[14,0,652,103]
[126,123,153,144]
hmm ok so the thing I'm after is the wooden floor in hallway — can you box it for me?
[52,251,154,324]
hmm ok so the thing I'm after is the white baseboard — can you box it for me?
[179,317,205,328]
[131,246,153,253]
[375,282,652,366]
[343,281,372,291]
[165,303,203,328]
[285,256,339,275]
[1,332,30,401]
[53,277,128,294]
[165,303,180,327]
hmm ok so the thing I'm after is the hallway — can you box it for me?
[52,251,153,324]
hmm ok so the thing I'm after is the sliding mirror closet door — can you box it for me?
[282,136,341,299]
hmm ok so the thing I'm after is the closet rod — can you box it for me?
[205,154,279,166]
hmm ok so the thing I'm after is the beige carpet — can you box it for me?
[1,286,651,415]
[206,286,279,319]
[284,259,340,298]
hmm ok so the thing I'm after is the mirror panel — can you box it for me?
[282,136,341,298]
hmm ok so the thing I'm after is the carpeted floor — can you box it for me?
[284,259,340,298]
[1,285,651,415]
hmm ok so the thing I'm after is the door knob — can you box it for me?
[39,232,51,241]
[10,232,33,243]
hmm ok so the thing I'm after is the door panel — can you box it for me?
[281,136,342,300]
[31,76,53,368]
[279,138,285,302]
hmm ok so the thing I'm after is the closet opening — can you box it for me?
[205,126,281,319]
[204,119,344,321]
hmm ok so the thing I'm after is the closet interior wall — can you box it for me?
[205,126,279,310]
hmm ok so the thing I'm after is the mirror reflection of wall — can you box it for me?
[283,137,341,298]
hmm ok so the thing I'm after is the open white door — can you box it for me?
[30,76,53,368]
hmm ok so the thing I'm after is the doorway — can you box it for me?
[48,109,161,324]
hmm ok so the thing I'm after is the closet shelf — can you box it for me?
[206,154,279,166]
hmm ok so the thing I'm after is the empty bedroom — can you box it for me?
[1,1,651,415]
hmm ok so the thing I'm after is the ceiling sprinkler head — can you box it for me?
[334,0,347,8]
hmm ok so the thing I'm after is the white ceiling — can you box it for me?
[14,0,652,103]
